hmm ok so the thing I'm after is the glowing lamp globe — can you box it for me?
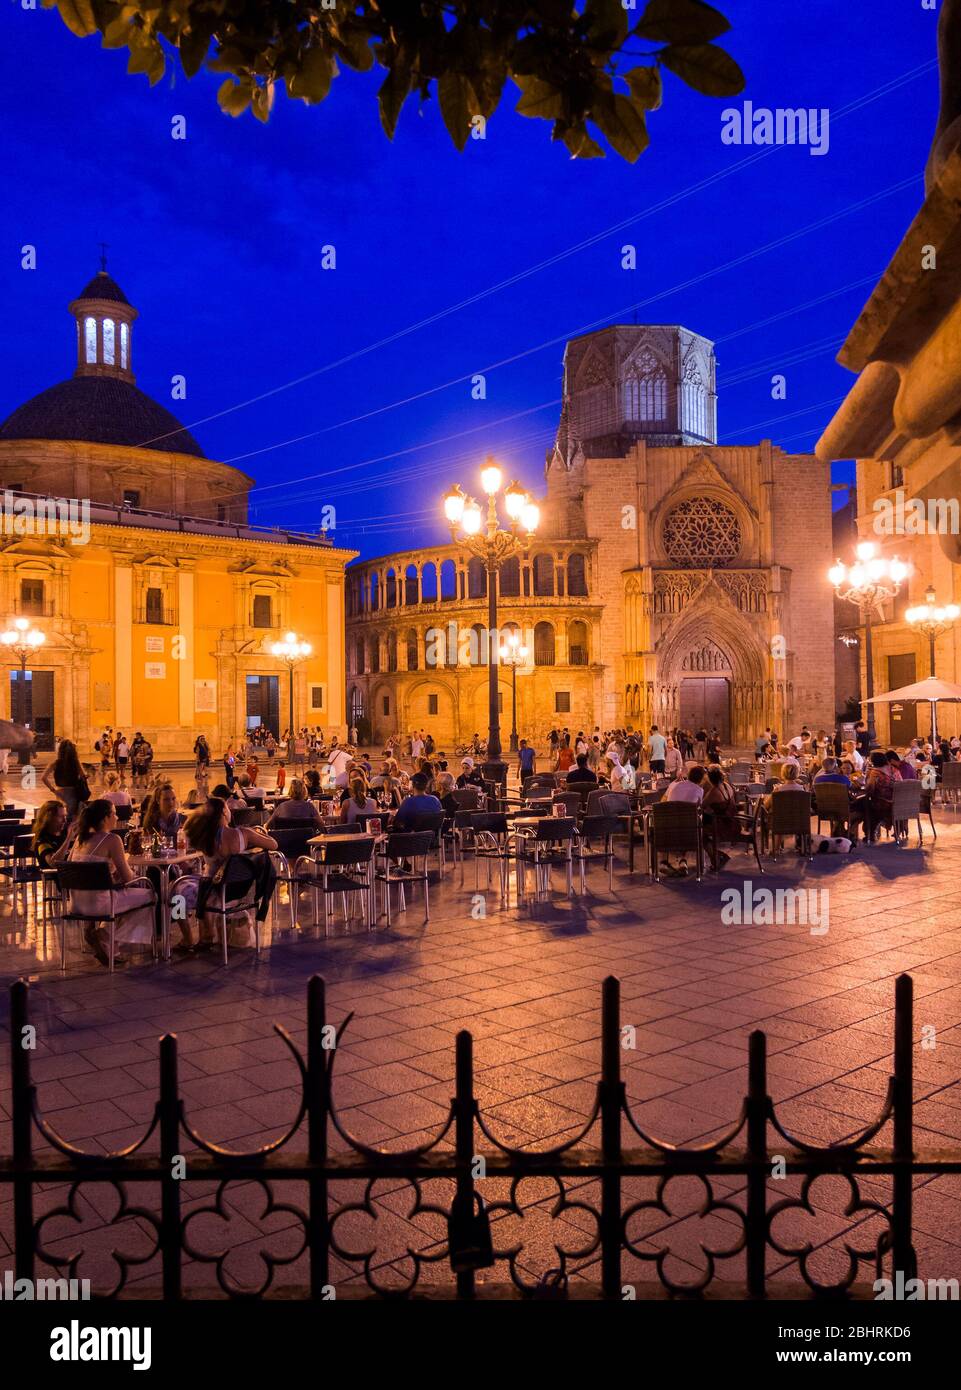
[480,462,503,496]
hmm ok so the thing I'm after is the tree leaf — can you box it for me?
[592,92,649,162]
[288,45,334,104]
[634,0,731,45]
[179,24,211,79]
[584,0,629,47]
[515,75,564,121]
[561,125,605,159]
[378,50,412,138]
[659,43,744,97]
[52,0,98,38]
[438,71,476,150]
[217,77,252,118]
[624,65,662,110]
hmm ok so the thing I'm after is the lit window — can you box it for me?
[120,322,129,369]
[84,317,97,364]
[103,319,115,366]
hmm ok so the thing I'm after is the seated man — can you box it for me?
[658,766,706,877]
[393,772,443,830]
[890,748,917,780]
[456,757,486,791]
[813,757,851,788]
[566,753,598,786]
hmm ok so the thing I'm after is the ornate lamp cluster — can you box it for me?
[905,586,960,669]
[828,541,910,746]
[441,458,540,772]
[269,631,312,738]
[1,616,45,661]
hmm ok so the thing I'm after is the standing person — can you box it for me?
[694,728,707,764]
[664,737,684,781]
[42,740,91,821]
[97,729,112,782]
[265,731,276,763]
[293,731,308,773]
[855,720,871,759]
[275,760,287,793]
[518,738,536,781]
[194,734,210,777]
[648,725,667,775]
[411,730,425,763]
[349,723,359,746]
[556,737,575,775]
[706,727,721,763]
[113,731,130,782]
[223,743,236,789]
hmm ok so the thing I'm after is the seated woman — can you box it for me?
[864,750,902,841]
[304,769,322,799]
[142,783,182,843]
[433,771,461,817]
[341,777,378,824]
[51,799,157,967]
[102,770,132,808]
[32,799,68,869]
[267,778,321,828]
[701,766,738,867]
[184,798,277,950]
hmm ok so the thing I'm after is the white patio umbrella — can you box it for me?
[864,676,961,744]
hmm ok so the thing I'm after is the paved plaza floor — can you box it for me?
[2,769,961,1297]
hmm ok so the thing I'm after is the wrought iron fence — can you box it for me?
[1,971,957,1299]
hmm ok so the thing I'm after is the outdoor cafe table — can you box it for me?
[127,850,203,960]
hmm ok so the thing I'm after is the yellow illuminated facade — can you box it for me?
[0,269,355,755]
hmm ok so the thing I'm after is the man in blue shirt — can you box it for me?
[518,739,536,779]
[393,773,443,829]
[648,725,667,774]
[813,758,851,787]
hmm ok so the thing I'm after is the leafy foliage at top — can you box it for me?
[46,0,744,162]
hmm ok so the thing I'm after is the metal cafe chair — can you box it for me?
[307,836,376,934]
[648,802,705,882]
[54,861,159,974]
[268,826,318,931]
[468,812,512,897]
[813,781,858,842]
[0,832,44,921]
[515,817,577,900]
[375,830,434,925]
[197,855,262,965]
[552,790,585,821]
[765,791,813,862]
[577,815,620,892]
[707,794,764,874]
[891,779,929,848]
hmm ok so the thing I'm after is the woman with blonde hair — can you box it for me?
[102,769,132,808]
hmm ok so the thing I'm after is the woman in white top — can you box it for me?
[52,799,155,967]
[102,770,132,807]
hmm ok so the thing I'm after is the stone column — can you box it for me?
[177,562,195,732]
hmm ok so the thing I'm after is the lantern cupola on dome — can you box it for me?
[68,251,138,384]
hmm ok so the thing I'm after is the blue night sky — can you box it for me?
[0,1,939,558]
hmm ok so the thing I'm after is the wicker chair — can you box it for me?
[765,791,813,861]
[648,802,704,882]
[891,779,927,847]
[812,781,857,841]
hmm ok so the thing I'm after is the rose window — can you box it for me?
[662,498,741,568]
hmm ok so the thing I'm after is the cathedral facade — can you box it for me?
[346,325,837,747]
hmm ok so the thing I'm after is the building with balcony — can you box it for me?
[347,325,836,748]
[0,267,356,752]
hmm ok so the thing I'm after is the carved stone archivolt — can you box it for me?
[652,568,767,617]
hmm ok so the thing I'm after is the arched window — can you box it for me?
[467,557,487,599]
[624,351,667,423]
[120,322,129,370]
[385,569,397,609]
[405,564,419,605]
[532,554,555,597]
[349,688,365,724]
[387,631,398,672]
[470,623,488,666]
[406,628,419,671]
[440,558,457,601]
[446,624,458,668]
[370,638,380,674]
[103,318,115,366]
[84,317,96,364]
[370,573,379,610]
[534,621,555,666]
[499,555,520,597]
[567,553,588,596]
[682,356,707,439]
[421,562,438,602]
[569,620,589,666]
[355,638,365,675]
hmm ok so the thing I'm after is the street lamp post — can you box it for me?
[1,617,45,759]
[906,585,960,740]
[829,541,909,749]
[443,459,539,788]
[269,631,312,741]
[498,630,528,754]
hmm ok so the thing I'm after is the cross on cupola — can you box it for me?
[68,257,138,384]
